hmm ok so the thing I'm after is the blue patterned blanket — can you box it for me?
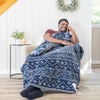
[21,31,84,93]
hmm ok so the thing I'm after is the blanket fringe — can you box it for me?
[72,83,83,95]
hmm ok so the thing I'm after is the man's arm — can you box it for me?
[68,26,79,44]
[44,33,73,45]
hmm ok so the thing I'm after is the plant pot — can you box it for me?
[15,39,22,44]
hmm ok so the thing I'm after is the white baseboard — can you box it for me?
[0,74,9,78]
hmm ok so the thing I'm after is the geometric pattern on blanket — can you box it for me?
[21,31,84,93]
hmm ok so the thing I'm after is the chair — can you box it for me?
[21,45,37,65]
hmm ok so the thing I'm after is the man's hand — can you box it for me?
[67,26,79,44]
[61,41,74,45]
[67,26,73,31]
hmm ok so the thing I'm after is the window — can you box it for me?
[92,0,100,24]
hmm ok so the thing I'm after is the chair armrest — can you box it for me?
[24,45,37,56]
[21,45,37,64]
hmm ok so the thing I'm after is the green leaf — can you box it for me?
[10,31,25,40]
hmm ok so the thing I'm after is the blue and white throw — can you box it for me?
[21,31,84,93]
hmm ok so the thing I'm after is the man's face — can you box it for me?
[58,21,68,32]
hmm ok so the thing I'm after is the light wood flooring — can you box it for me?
[0,68,100,100]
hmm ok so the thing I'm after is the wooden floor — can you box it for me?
[0,68,100,100]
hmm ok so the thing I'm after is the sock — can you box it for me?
[20,85,38,98]
[27,88,43,99]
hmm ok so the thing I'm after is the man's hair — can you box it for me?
[58,18,69,25]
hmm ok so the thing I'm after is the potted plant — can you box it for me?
[10,31,25,44]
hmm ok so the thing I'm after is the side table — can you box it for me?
[9,44,31,79]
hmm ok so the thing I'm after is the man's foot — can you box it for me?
[27,88,43,99]
[20,85,38,98]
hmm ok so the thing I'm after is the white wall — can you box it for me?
[0,0,92,75]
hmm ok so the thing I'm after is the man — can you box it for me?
[44,18,79,45]
[20,18,83,99]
